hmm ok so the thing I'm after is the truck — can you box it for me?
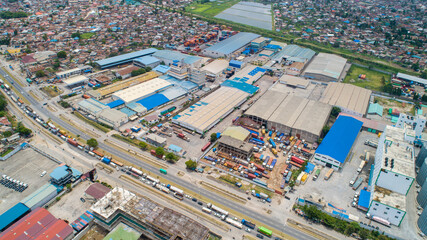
[207,203,229,216]
[225,217,243,229]
[4,84,10,91]
[364,140,378,148]
[290,156,305,165]
[67,138,79,147]
[241,219,256,229]
[129,167,143,176]
[313,169,321,180]
[101,157,111,164]
[168,185,184,195]
[271,148,277,156]
[146,176,160,184]
[270,159,277,170]
[201,142,211,152]
[262,156,269,166]
[357,161,366,173]
[92,150,104,158]
[150,149,163,159]
[349,173,358,186]
[352,177,363,190]
[324,168,334,180]
[202,207,212,214]
[58,129,66,136]
[269,138,276,148]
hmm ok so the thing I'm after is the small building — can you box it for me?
[133,56,161,69]
[314,116,363,170]
[229,60,244,69]
[357,189,371,211]
[84,183,111,201]
[56,66,92,79]
[251,37,270,49]
[152,65,170,75]
[115,65,140,80]
[279,75,310,89]
[168,144,182,153]
[367,103,384,117]
[98,108,129,129]
[20,183,58,210]
[217,135,252,160]
[145,134,166,147]
[125,102,147,116]
[50,165,81,186]
[201,59,229,82]
[63,75,88,89]
[221,126,250,142]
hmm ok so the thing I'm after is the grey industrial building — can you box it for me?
[202,32,260,58]
[217,135,253,160]
[244,83,332,142]
[303,53,347,82]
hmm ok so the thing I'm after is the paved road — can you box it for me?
[0,68,316,240]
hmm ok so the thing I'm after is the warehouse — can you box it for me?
[395,72,427,87]
[314,115,363,170]
[133,56,161,69]
[244,83,332,142]
[145,134,166,147]
[202,32,260,58]
[56,65,92,79]
[218,135,253,160]
[221,126,250,142]
[201,59,229,82]
[20,183,58,210]
[0,207,73,240]
[153,50,203,68]
[114,65,140,80]
[77,98,109,117]
[231,65,266,84]
[63,75,88,89]
[172,82,257,134]
[279,75,310,89]
[274,44,315,64]
[95,48,158,69]
[111,78,172,103]
[320,82,372,117]
[303,53,348,82]
[0,203,30,231]
[98,108,129,129]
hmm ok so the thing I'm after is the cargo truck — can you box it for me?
[207,203,229,216]
[324,168,334,180]
[225,217,243,229]
[67,138,79,147]
[241,219,256,229]
[202,207,212,214]
[352,177,363,190]
[364,140,378,148]
[270,159,277,170]
[357,161,366,173]
[313,169,321,180]
[258,226,272,237]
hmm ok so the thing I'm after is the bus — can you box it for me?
[160,168,167,175]
[257,226,272,237]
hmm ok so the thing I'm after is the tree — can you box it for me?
[2,131,12,137]
[165,152,177,163]
[414,93,420,101]
[422,94,427,103]
[331,106,341,118]
[421,71,427,79]
[0,94,7,111]
[131,68,146,77]
[52,61,60,69]
[71,32,81,38]
[139,141,147,150]
[87,138,98,148]
[16,122,32,137]
[185,159,197,170]
[322,125,330,137]
[210,133,217,142]
[57,51,67,58]
[155,147,165,156]
[35,70,46,78]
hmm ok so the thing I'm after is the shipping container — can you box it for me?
[92,150,104,157]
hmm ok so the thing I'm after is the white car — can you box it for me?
[245,228,251,232]
[40,171,47,177]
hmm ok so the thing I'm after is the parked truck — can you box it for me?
[357,160,366,173]
[324,168,334,180]
[207,203,229,216]
[364,140,378,148]
[241,219,256,229]
[66,138,79,147]
[313,169,321,180]
[352,177,364,190]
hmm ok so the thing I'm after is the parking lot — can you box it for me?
[0,148,59,213]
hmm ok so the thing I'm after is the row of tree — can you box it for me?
[131,67,152,77]
[0,11,28,19]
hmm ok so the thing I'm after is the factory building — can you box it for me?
[218,135,253,160]
[0,203,30,232]
[50,165,81,186]
[303,53,347,82]
[56,65,92,79]
[153,50,203,68]
[114,65,140,80]
[77,98,109,117]
[231,65,266,84]
[419,209,427,236]
[273,44,315,65]
[0,207,73,240]
[173,81,258,134]
[63,75,88,89]
[201,59,229,82]
[95,48,158,69]
[98,108,129,129]
[20,183,58,210]
[222,126,250,142]
[133,56,161,69]
[395,113,426,140]
[244,82,332,143]
[367,125,415,226]
[189,69,206,85]
[320,82,372,117]
[202,32,260,58]
[90,187,210,240]
[111,78,172,103]
[314,115,363,170]
[145,134,167,147]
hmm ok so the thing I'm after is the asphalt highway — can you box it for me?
[0,67,316,240]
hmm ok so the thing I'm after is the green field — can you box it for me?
[343,65,391,91]
[81,32,95,39]
[103,223,139,240]
[186,0,241,17]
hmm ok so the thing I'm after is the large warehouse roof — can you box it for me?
[316,115,363,163]
[320,82,372,116]
[275,44,315,62]
[173,86,249,133]
[204,32,260,55]
[396,72,427,85]
[304,53,347,80]
[245,84,332,137]
[95,48,158,69]
[153,50,202,65]
[201,59,229,75]
[232,65,266,84]
[112,77,172,103]
[63,75,88,86]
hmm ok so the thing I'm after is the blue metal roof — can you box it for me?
[229,60,244,67]
[153,50,202,65]
[153,65,170,74]
[134,56,160,65]
[95,48,158,68]
[107,99,125,108]
[0,203,30,231]
[50,165,70,180]
[221,80,259,94]
[168,144,182,153]
[136,94,170,111]
[316,116,363,164]
[304,162,315,174]
[204,32,260,55]
[120,107,137,117]
[358,190,371,209]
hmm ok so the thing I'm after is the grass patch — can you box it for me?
[72,111,111,133]
[343,65,391,91]
[186,0,241,17]
[40,85,63,98]
[80,32,95,39]
[1,147,14,157]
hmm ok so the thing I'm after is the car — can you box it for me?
[80,198,85,203]
[245,228,251,232]
[247,197,251,200]
[40,171,47,177]
[256,234,264,239]
[352,201,357,207]
[43,102,47,105]
[192,198,197,202]
[274,237,283,240]
[197,201,203,206]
